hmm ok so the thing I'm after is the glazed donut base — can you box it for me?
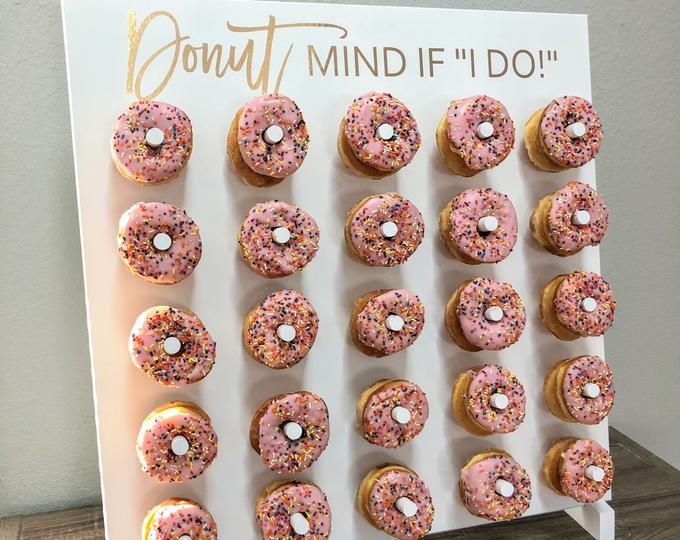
[435,114,480,177]
[451,369,495,436]
[530,193,583,257]
[356,464,417,528]
[539,275,582,341]
[523,107,568,173]
[543,359,579,423]
[542,437,580,496]
[227,106,286,188]
[355,379,411,437]
[458,450,513,503]
[336,118,395,179]
[141,498,201,540]
[242,303,302,370]
[110,138,191,186]
[444,280,483,352]
[344,195,385,265]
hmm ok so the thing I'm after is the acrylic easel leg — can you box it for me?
[565,500,615,540]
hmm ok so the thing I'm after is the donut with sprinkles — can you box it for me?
[525,95,603,172]
[111,100,193,184]
[436,95,515,176]
[142,498,217,540]
[117,202,202,285]
[338,91,421,178]
[531,181,609,256]
[227,93,309,187]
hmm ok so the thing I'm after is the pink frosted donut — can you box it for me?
[117,202,202,285]
[256,481,331,539]
[359,380,429,448]
[554,272,616,337]
[244,290,319,369]
[238,200,320,278]
[343,91,421,172]
[445,95,515,170]
[562,356,615,424]
[111,101,192,184]
[237,94,309,178]
[251,392,330,475]
[137,402,218,483]
[545,181,609,253]
[346,193,424,267]
[460,452,532,521]
[129,306,216,386]
[442,188,518,264]
[539,96,603,168]
[559,438,614,502]
[143,498,217,539]
[364,467,434,539]
[454,278,526,351]
[462,364,526,433]
[353,289,425,356]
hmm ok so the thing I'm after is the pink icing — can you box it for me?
[111,101,192,183]
[464,365,525,433]
[562,356,615,425]
[146,499,217,540]
[446,95,515,170]
[456,278,526,351]
[256,482,331,539]
[256,392,330,474]
[349,193,424,267]
[540,96,603,168]
[137,405,218,483]
[447,188,518,263]
[245,290,319,369]
[559,439,614,503]
[238,200,319,278]
[547,181,609,253]
[237,94,309,178]
[129,306,216,386]
[460,453,532,521]
[343,91,421,172]
[117,202,202,285]
[361,381,429,448]
[355,289,425,355]
[367,468,434,540]
[554,272,616,337]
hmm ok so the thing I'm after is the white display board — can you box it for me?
[61,1,611,538]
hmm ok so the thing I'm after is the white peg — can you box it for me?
[272,227,291,245]
[566,122,586,139]
[290,512,310,535]
[283,422,303,441]
[376,123,395,141]
[179,536,192,540]
[484,306,504,322]
[163,336,182,356]
[585,465,605,482]
[391,406,412,425]
[386,314,405,332]
[477,216,499,233]
[582,383,601,399]
[571,210,591,226]
[276,324,296,342]
[144,127,165,148]
[489,393,509,410]
[395,497,418,517]
[581,297,597,313]
[380,221,399,239]
[171,435,190,456]
[476,121,495,139]
[495,478,515,497]
[263,124,284,144]
[152,232,172,251]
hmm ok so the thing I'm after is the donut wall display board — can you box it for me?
[61,0,614,538]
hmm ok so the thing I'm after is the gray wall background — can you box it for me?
[1,0,678,517]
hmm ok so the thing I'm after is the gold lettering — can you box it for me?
[354,47,378,76]
[383,47,406,77]
[308,45,338,76]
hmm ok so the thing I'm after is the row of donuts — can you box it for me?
[138,391,612,539]
[117,181,608,285]
[130,272,615,392]
[112,92,602,186]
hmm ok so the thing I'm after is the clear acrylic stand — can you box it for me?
[565,500,615,540]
